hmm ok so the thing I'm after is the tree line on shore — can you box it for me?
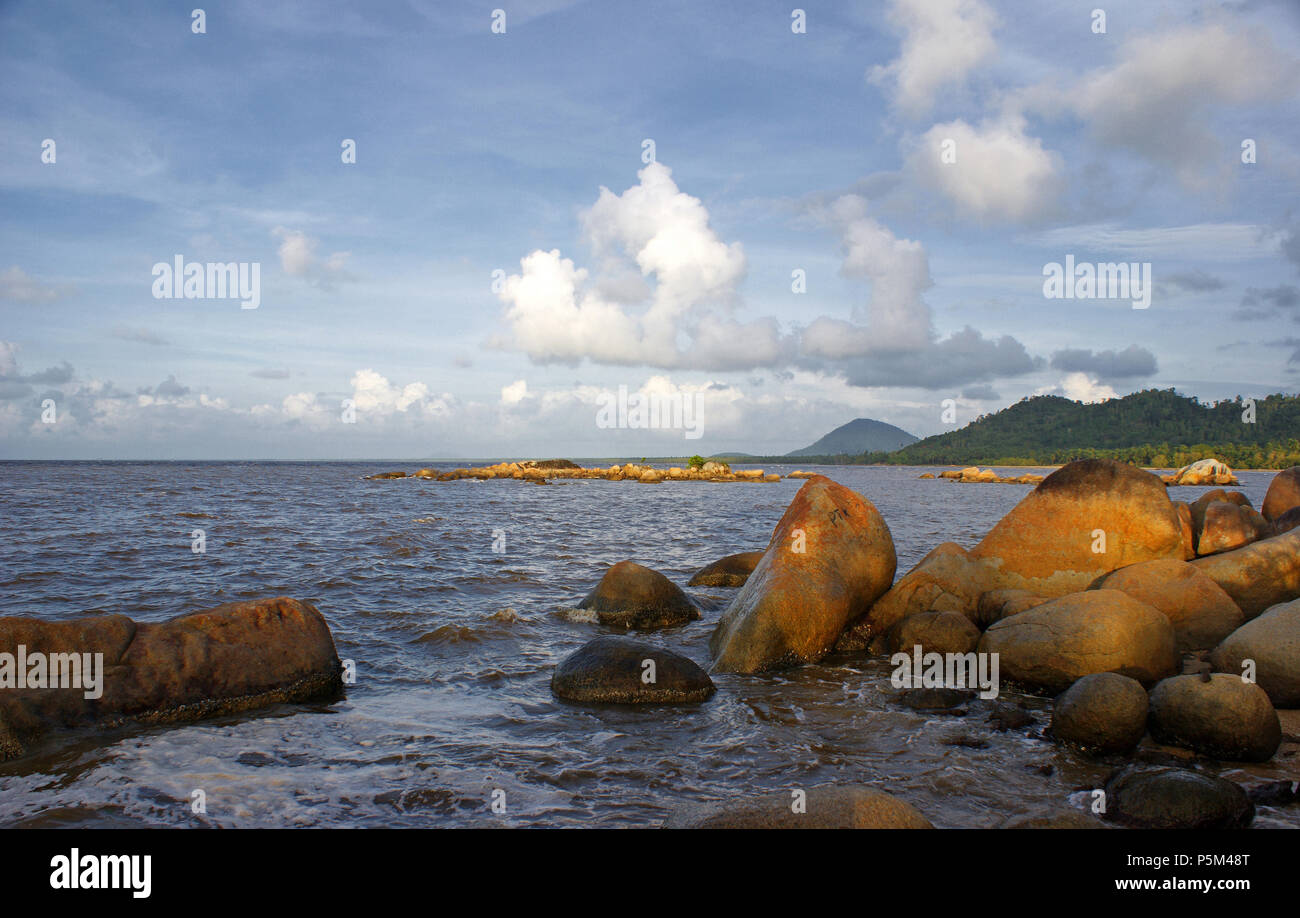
[751,390,1300,469]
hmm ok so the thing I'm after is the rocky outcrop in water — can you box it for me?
[934,467,1046,484]
[551,636,714,704]
[710,476,895,674]
[0,597,344,762]
[375,459,783,484]
[1166,458,1240,486]
[578,561,699,630]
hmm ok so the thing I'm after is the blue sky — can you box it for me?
[2,0,1299,459]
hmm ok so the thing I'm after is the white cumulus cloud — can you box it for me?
[909,114,1063,222]
[868,0,998,117]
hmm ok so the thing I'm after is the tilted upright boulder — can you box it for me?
[710,476,895,674]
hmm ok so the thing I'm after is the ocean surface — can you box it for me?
[0,461,1295,828]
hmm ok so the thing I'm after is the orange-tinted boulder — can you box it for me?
[710,476,895,674]
[1090,559,1244,652]
[976,590,1178,694]
[1210,599,1300,708]
[1262,466,1300,521]
[1191,529,1300,619]
[1198,501,1269,555]
[1171,501,1196,560]
[883,610,981,655]
[0,598,343,761]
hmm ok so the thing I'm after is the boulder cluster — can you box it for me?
[554,460,1300,828]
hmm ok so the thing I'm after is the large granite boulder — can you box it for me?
[711,476,895,674]
[1190,529,1300,619]
[666,785,933,829]
[0,597,344,762]
[1102,765,1253,829]
[1262,466,1300,521]
[976,590,1178,694]
[550,636,715,704]
[840,460,1186,651]
[687,551,765,588]
[1051,672,1149,754]
[1089,559,1244,652]
[1209,599,1300,708]
[578,561,700,630]
[1148,674,1280,762]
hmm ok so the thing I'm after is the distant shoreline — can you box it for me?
[0,457,1287,473]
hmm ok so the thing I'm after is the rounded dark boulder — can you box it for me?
[550,636,714,704]
[1148,674,1281,762]
[1052,672,1149,754]
[1103,764,1253,829]
[578,560,700,629]
[687,551,765,587]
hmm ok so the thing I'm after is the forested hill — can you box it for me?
[854,389,1300,468]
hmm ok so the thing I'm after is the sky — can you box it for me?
[2,0,1299,460]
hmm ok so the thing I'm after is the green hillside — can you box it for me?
[849,389,1300,468]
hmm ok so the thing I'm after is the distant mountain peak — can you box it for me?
[787,418,919,457]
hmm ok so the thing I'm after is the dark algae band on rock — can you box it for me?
[0,597,345,762]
